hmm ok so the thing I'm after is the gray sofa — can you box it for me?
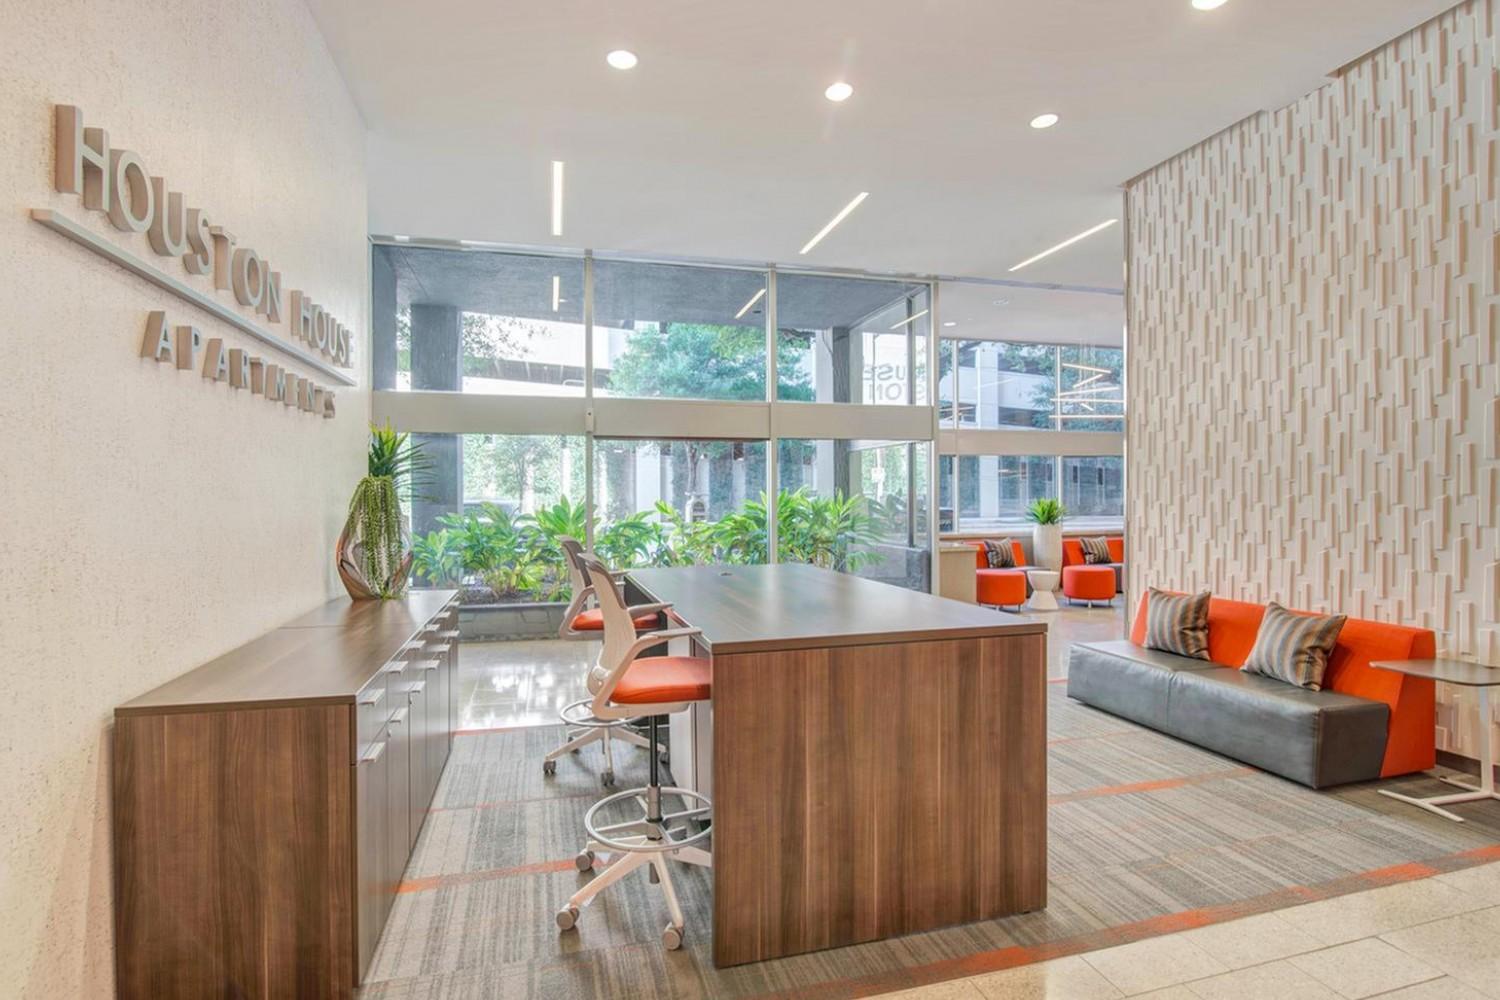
[1066,640,1390,788]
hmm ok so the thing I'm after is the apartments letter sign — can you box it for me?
[38,104,355,418]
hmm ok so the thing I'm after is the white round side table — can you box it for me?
[1027,570,1060,611]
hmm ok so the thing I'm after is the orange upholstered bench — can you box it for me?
[1062,565,1115,606]
[1067,591,1436,787]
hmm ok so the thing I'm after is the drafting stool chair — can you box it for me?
[555,553,712,950]
[542,536,667,787]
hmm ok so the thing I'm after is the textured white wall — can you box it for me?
[0,1,368,995]
[1125,0,1499,762]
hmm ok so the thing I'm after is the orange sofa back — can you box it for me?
[1130,592,1436,778]
[969,539,1026,570]
[1062,536,1125,567]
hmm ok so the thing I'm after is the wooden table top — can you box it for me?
[628,563,1044,654]
[117,590,458,716]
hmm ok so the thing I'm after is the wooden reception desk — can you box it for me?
[112,590,459,999]
[627,564,1048,967]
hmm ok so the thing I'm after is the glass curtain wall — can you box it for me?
[943,339,1123,429]
[372,244,938,599]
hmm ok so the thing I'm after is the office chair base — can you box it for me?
[583,786,711,854]
[557,837,709,947]
[543,701,665,784]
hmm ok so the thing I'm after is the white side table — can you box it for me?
[1373,658,1500,822]
[1026,570,1060,611]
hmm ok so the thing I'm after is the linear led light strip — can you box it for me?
[1055,385,1122,397]
[1061,361,1112,375]
[800,192,869,254]
[735,287,766,319]
[1071,371,1107,388]
[889,309,929,330]
[1008,219,1117,272]
[551,161,565,236]
[552,275,561,311]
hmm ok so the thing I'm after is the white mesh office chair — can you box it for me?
[555,552,712,950]
[543,537,666,786]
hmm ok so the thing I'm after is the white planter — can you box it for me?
[1032,523,1063,572]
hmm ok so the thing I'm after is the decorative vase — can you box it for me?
[1032,523,1063,573]
[336,517,413,600]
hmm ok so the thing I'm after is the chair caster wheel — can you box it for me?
[662,923,684,950]
[575,849,595,872]
[601,769,615,787]
[542,760,557,776]
[556,905,579,931]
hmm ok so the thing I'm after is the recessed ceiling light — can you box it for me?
[1191,0,1228,8]
[1029,113,1059,129]
[993,298,1010,306]
[550,160,565,236]
[1008,219,1118,272]
[942,321,957,327]
[734,287,767,320]
[799,191,869,254]
[552,275,561,312]
[606,49,638,69]
[393,234,410,242]
[825,81,854,102]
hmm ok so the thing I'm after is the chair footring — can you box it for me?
[583,785,712,854]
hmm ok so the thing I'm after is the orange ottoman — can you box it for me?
[1062,565,1115,607]
[976,569,1027,610]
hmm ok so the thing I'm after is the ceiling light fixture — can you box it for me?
[1191,0,1228,8]
[393,234,411,242]
[1029,113,1059,129]
[889,309,929,330]
[550,160,565,236]
[1061,361,1112,375]
[943,321,957,327]
[552,275,561,312]
[1008,218,1118,272]
[799,191,869,254]
[825,81,854,102]
[606,49,638,69]
[734,287,767,319]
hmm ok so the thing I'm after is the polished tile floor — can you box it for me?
[885,860,1500,999]
[454,600,1125,733]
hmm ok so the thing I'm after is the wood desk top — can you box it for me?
[628,563,1044,654]
[116,590,458,716]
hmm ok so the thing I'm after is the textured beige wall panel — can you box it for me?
[1126,0,1500,763]
[0,0,369,996]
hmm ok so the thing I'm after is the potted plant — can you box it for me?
[1026,498,1067,572]
[337,422,430,599]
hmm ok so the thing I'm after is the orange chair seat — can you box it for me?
[976,568,1027,607]
[1062,565,1115,601]
[612,656,712,705]
[571,608,660,631]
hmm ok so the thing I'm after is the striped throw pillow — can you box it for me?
[1143,588,1212,660]
[1243,602,1347,691]
[1080,536,1113,564]
[983,539,1015,568]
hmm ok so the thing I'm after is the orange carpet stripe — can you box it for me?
[1048,766,1255,804]
[396,858,576,894]
[428,790,603,812]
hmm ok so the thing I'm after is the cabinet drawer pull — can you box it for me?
[358,687,386,707]
[427,643,452,655]
[384,661,405,675]
[436,630,461,639]
[390,707,409,726]
[359,740,387,764]
[412,658,441,672]
[407,680,426,696]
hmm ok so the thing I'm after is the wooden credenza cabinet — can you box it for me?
[112,590,460,999]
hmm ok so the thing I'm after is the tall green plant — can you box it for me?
[345,475,406,598]
[366,420,431,495]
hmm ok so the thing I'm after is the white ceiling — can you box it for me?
[308,0,1455,290]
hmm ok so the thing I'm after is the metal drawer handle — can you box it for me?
[412,658,441,672]
[390,707,409,726]
[384,661,405,675]
[360,740,387,764]
[358,688,386,707]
